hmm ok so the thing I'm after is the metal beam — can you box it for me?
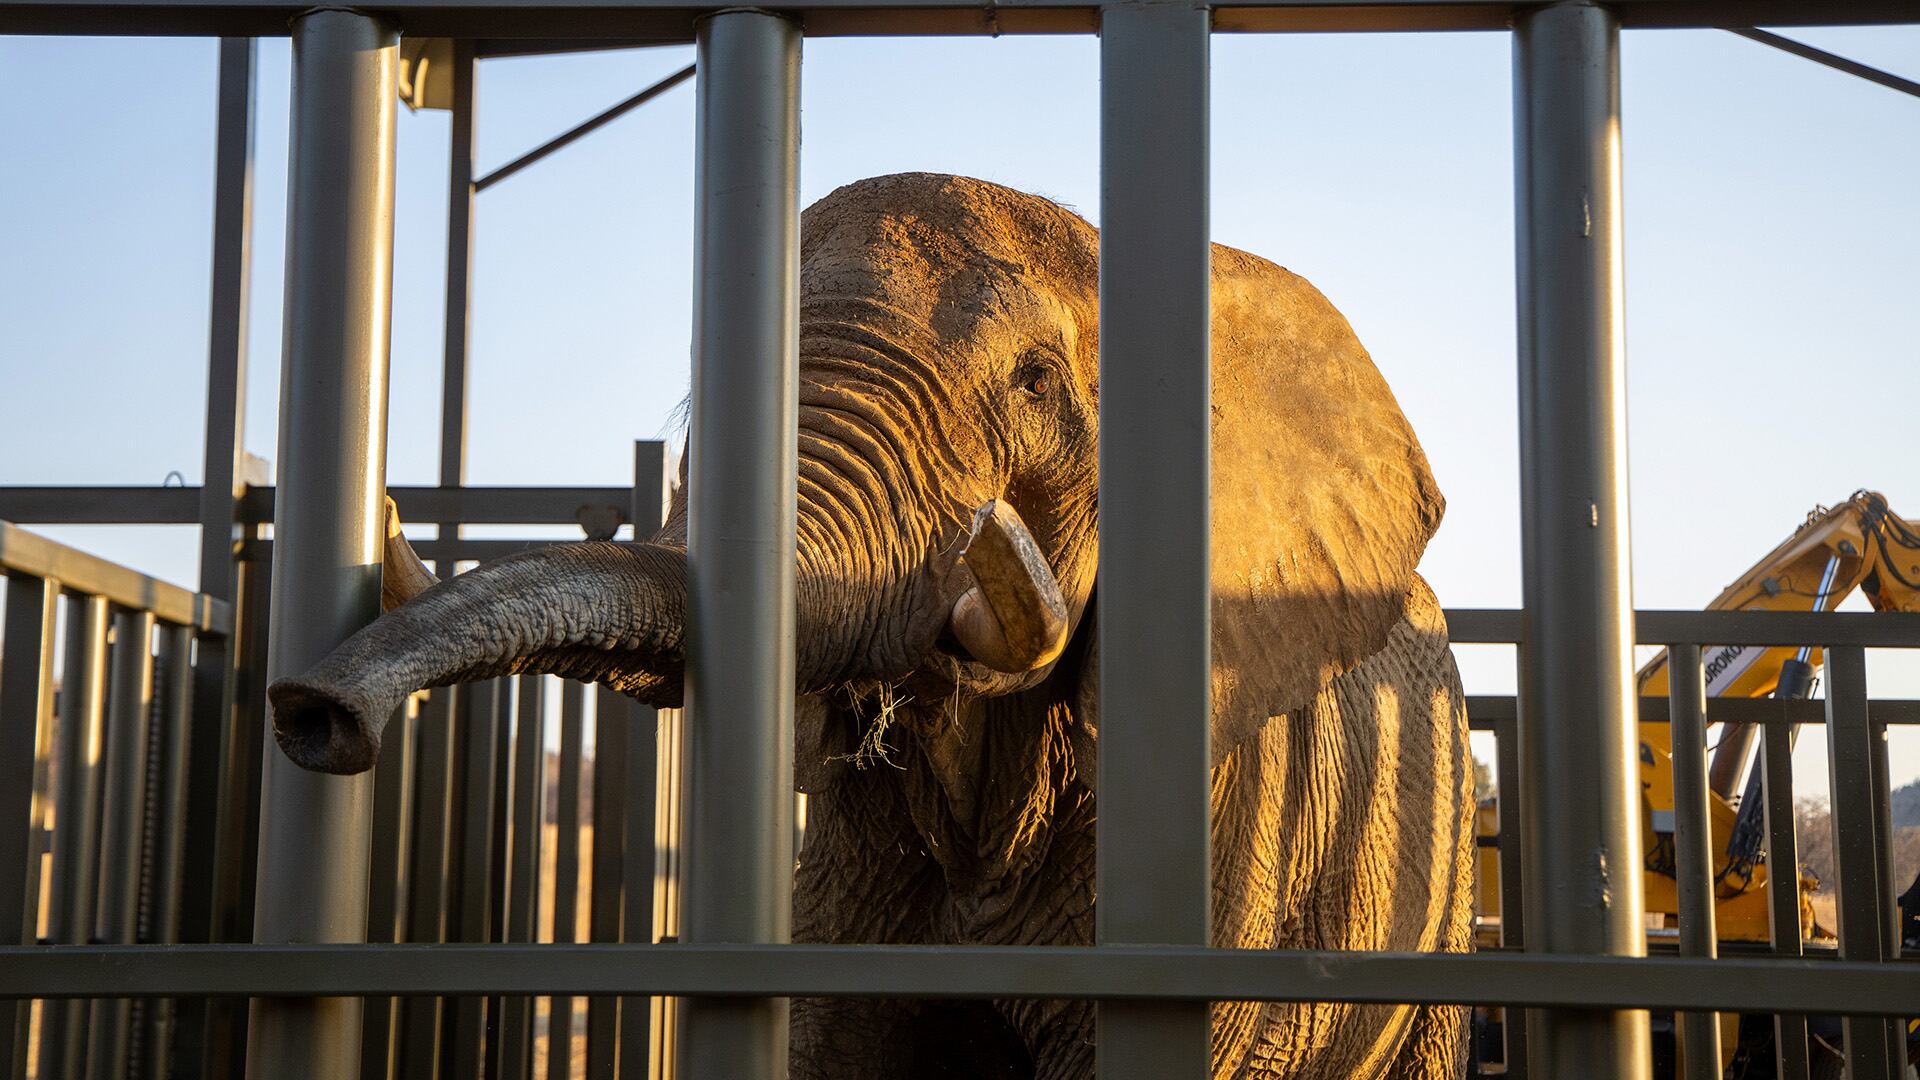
[1,945,1918,1015]
[475,63,694,192]
[0,485,632,526]
[1512,3,1649,1077]
[1444,607,1920,647]
[1461,695,1920,727]
[0,522,231,633]
[0,0,1914,38]
[246,10,399,1079]
[679,11,800,1080]
[1728,27,1920,100]
[1096,4,1212,1080]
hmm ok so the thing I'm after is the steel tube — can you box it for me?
[87,609,156,1080]
[141,623,195,1080]
[177,39,256,1076]
[548,680,586,1080]
[587,689,629,1079]
[1095,3,1212,1079]
[497,678,546,1080]
[42,594,109,1080]
[1822,645,1895,1080]
[0,575,58,1080]
[1664,643,1719,1078]
[359,703,414,1080]
[1759,718,1810,1080]
[1511,4,1649,1077]
[245,10,398,1078]
[679,10,800,1080]
[400,692,455,1079]
[2,944,1918,1015]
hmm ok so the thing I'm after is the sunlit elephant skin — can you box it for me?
[269,173,1474,1079]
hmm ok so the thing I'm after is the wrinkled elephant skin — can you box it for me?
[269,173,1474,1079]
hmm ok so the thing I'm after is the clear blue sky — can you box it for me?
[2,25,1917,796]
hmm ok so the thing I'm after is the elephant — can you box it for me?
[269,172,1475,1079]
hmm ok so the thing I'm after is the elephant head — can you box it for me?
[268,172,1442,780]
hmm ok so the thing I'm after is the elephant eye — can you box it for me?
[1014,361,1053,399]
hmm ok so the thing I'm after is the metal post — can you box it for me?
[42,594,109,1080]
[448,682,502,1078]
[401,692,455,1080]
[1493,714,1530,1079]
[1512,4,1649,1077]
[498,678,546,1080]
[176,36,257,1080]
[142,623,195,1062]
[678,11,800,1080]
[360,702,414,1080]
[548,681,587,1080]
[437,38,476,571]
[1822,645,1895,1080]
[588,689,629,1079]
[0,575,58,1080]
[1665,644,1719,1078]
[622,441,668,1080]
[1096,5,1212,1080]
[246,10,398,1079]
[1760,705,1810,1080]
[88,609,156,1080]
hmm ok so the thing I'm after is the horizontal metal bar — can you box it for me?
[475,63,693,191]
[0,0,1913,39]
[0,522,231,633]
[1463,695,1920,728]
[1728,27,1920,99]
[0,486,631,527]
[0,945,1915,1016]
[1446,607,1920,648]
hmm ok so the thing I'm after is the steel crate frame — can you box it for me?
[2,3,1917,1080]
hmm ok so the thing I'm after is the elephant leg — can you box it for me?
[1379,1004,1468,1079]
[981,785,1097,1080]
[789,764,947,1080]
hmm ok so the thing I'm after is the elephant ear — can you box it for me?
[1202,245,1444,764]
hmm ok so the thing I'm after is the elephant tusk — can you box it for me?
[948,499,1070,673]
[380,495,440,612]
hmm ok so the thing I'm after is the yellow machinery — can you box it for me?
[1471,491,1920,1075]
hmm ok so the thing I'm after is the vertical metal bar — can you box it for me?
[361,702,416,1080]
[139,624,195,1080]
[1759,711,1810,1080]
[0,575,59,1080]
[86,609,156,1080]
[199,550,272,1077]
[622,441,667,1080]
[437,38,477,572]
[176,37,258,1080]
[498,678,545,1080]
[1505,4,1643,1068]
[449,681,503,1079]
[42,595,110,1080]
[1665,643,1720,1079]
[1511,4,1649,1077]
[246,12,398,1078]
[1491,714,1530,1078]
[587,690,628,1079]
[679,13,800,1080]
[487,683,517,1080]
[403,691,456,1080]
[1095,5,1212,1079]
[1822,645,1894,1080]
[549,682,587,1080]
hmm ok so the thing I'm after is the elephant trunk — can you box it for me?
[269,540,689,775]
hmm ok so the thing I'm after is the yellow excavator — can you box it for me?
[1471,491,1920,1077]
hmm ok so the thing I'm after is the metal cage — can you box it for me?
[2,3,1918,1080]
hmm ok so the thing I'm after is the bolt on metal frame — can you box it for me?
[3,3,1919,1080]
